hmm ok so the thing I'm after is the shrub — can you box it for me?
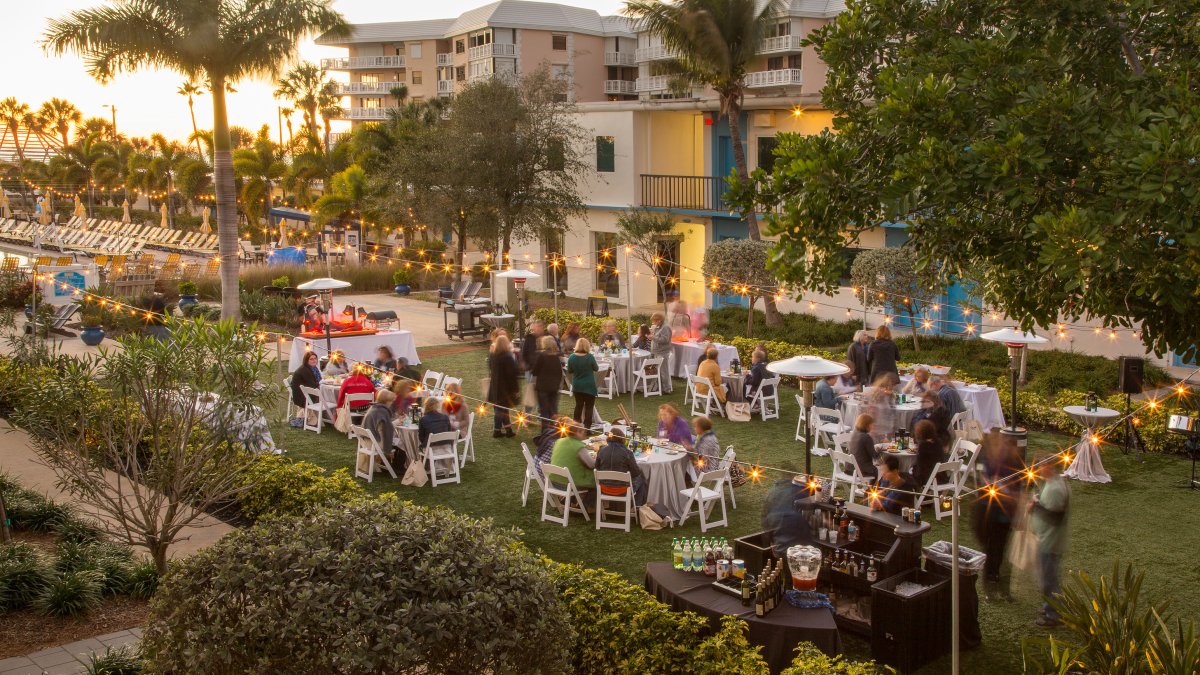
[85,646,143,675]
[235,455,365,522]
[530,308,638,344]
[36,569,104,616]
[177,280,198,297]
[0,543,55,611]
[56,518,104,545]
[270,275,290,288]
[392,268,411,285]
[239,290,297,329]
[56,542,135,596]
[122,561,159,601]
[9,494,73,532]
[781,643,892,674]
[143,498,571,674]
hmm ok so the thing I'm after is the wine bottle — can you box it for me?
[754,582,765,617]
[741,574,752,606]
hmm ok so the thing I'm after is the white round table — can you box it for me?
[842,396,923,436]
[480,313,514,332]
[1062,405,1118,483]
[876,445,920,474]
[589,438,690,518]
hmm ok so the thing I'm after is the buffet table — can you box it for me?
[644,562,841,673]
[288,330,419,371]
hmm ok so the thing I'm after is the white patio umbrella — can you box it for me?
[199,207,211,234]
[160,202,170,229]
[0,191,8,218]
[277,219,289,247]
[767,355,849,477]
[121,199,132,223]
[496,268,541,339]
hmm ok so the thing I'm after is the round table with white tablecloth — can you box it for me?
[899,376,1007,430]
[1062,405,1118,483]
[592,348,650,394]
[875,444,920,474]
[289,330,419,372]
[669,340,739,378]
[841,395,923,436]
[721,371,747,403]
[588,437,690,518]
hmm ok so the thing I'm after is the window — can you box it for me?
[360,74,379,84]
[596,136,615,173]
[767,56,784,71]
[544,232,567,292]
[455,66,466,81]
[595,232,619,297]
[547,138,566,171]
[836,247,866,286]
[788,54,802,69]
[362,98,382,109]
[757,136,779,172]
[395,47,403,56]
[409,43,422,59]
[469,32,492,48]
[411,71,423,85]
[766,21,791,38]
[552,34,568,51]
[455,39,465,54]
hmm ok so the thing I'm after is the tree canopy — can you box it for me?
[742,0,1200,357]
[701,238,779,336]
[849,246,941,351]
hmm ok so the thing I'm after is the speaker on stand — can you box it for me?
[1118,357,1146,458]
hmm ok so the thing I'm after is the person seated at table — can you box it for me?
[813,374,841,418]
[597,320,626,349]
[362,389,404,469]
[870,455,916,514]
[692,416,721,472]
[903,366,930,396]
[850,413,880,480]
[594,428,647,506]
[442,381,470,431]
[336,364,376,410]
[631,324,653,351]
[417,396,453,451]
[561,322,582,355]
[322,350,350,378]
[865,375,897,441]
[930,375,966,415]
[695,341,714,370]
[744,350,772,399]
[390,379,417,417]
[833,360,859,395]
[912,419,948,487]
[372,345,398,373]
[289,351,322,428]
[696,348,727,404]
[395,357,421,386]
[549,417,596,504]
[657,404,694,451]
[911,390,953,450]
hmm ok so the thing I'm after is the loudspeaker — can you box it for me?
[1119,356,1144,394]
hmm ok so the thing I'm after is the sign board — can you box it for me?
[37,265,100,306]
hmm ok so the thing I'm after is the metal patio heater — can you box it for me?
[980,327,1048,458]
[768,355,849,475]
[495,268,540,340]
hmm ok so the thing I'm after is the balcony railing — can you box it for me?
[467,43,518,60]
[344,107,391,120]
[604,80,637,95]
[635,75,669,92]
[334,81,403,95]
[437,80,455,95]
[744,68,803,88]
[640,174,732,212]
[758,35,804,54]
[635,44,676,61]
[321,55,405,70]
[436,53,453,66]
[604,51,636,66]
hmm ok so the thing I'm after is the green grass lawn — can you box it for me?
[276,346,1200,674]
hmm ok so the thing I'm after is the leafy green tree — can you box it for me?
[45,0,347,320]
[701,238,779,337]
[616,207,685,314]
[314,164,372,234]
[742,0,1200,358]
[177,80,205,156]
[47,132,118,216]
[849,246,941,351]
[274,61,332,142]
[234,127,287,226]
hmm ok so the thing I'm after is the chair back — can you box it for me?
[345,392,374,409]
[950,438,978,464]
[926,460,962,491]
[350,425,380,453]
[422,370,445,390]
[425,430,458,451]
[299,385,321,405]
[831,450,862,478]
[540,462,575,491]
[442,375,463,389]
[811,406,841,423]
[594,470,632,490]
[695,468,728,493]
[834,431,853,454]
[640,357,662,373]
[719,446,736,470]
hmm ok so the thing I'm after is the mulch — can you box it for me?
[0,596,149,660]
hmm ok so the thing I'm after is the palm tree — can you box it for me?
[178,80,205,156]
[280,108,295,145]
[314,164,371,232]
[39,98,82,147]
[234,127,287,227]
[274,61,330,141]
[0,98,32,163]
[150,134,189,223]
[77,116,116,141]
[45,0,347,320]
[317,82,344,149]
[48,132,117,216]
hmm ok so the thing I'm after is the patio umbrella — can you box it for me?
[74,196,85,218]
[766,355,848,476]
[160,202,170,229]
[0,191,9,218]
[121,199,132,223]
[277,219,289,248]
[199,207,211,234]
[39,203,50,225]
[296,277,353,357]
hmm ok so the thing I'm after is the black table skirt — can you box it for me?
[644,562,842,673]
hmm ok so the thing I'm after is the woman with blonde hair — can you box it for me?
[487,334,520,437]
[567,337,599,430]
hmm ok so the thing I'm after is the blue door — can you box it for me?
[941,282,980,335]
[712,222,748,308]
[716,135,745,211]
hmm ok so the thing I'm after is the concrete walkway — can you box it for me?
[0,630,142,675]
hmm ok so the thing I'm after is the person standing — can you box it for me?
[519,320,546,372]
[530,335,564,432]
[867,325,900,385]
[973,437,1023,602]
[1031,459,1070,626]
[846,330,871,386]
[567,338,599,431]
[488,335,520,438]
[650,312,674,394]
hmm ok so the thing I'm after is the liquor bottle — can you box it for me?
[848,555,859,578]
[740,574,753,606]
[839,510,850,537]
[866,557,878,582]
[754,582,766,617]
[847,520,859,543]
[821,550,832,573]
[672,538,683,570]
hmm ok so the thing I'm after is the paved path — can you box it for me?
[0,630,141,675]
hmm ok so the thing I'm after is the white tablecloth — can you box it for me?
[842,396,923,436]
[589,438,690,518]
[877,446,919,474]
[289,330,419,372]
[1062,406,1118,483]
[593,348,650,394]
[194,395,277,454]
[670,341,739,378]
[899,376,1006,430]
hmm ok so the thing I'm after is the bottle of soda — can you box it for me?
[672,538,683,570]
[682,539,694,571]
[703,543,717,577]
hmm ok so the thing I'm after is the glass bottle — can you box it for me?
[672,538,683,570]
[866,557,878,582]
[848,520,858,543]
[740,574,752,606]
[754,581,766,617]
[703,543,717,577]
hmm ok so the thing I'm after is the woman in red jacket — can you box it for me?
[337,364,376,410]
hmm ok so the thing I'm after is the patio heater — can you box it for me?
[495,269,540,340]
[766,355,848,476]
[980,327,1048,457]
[297,277,352,359]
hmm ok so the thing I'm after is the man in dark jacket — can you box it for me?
[362,390,402,468]
[519,320,546,371]
[594,429,647,506]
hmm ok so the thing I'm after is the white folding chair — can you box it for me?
[682,363,698,405]
[441,375,463,390]
[794,394,807,442]
[596,362,617,400]
[747,376,781,420]
[559,363,573,396]
[351,425,396,483]
[678,468,729,532]
[950,439,983,489]
[456,412,476,467]
[299,386,324,433]
[718,446,738,509]
[594,470,634,532]
[343,392,374,438]
[689,375,723,418]
[520,442,546,508]
[830,449,870,504]
[423,430,461,487]
[916,460,963,520]
[632,357,663,398]
[540,463,590,526]
[809,406,846,457]
[421,370,445,392]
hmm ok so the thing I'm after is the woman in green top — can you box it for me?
[567,337,599,431]
[549,417,595,499]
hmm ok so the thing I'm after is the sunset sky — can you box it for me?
[7,0,622,142]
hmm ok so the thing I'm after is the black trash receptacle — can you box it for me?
[923,541,985,650]
[871,569,950,673]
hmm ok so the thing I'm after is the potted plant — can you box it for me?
[79,303,105,346]
[177,280,199,313]
[393,269,412,296]
[263,275,289,296]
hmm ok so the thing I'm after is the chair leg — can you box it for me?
[522,472,531,507]
[727,482,737,509]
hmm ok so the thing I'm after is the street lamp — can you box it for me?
[767,355,849,475]
[980,327,1048,458]
[102,104,117,140]
[496,269,540,339]
[297,277,352,358]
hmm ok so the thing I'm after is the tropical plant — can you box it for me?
[316,80,343,147]
[849,246,942,351]
[0,543,55,611]
[314,163,370,226]
[48,132,118,216]
[274,61,332,141]
[177,80,205,156]
[36,569,104,616]
[701,238,780,336]
[45,0,348,320]
[38,98,82,147]
[233,126,287,225]
[85,646,143,675]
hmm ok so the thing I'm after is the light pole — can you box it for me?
[767,355,849,476]
[980,328,1049,460]
[102,104,117,140]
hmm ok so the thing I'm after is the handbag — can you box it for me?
[333,403,352,433]
[638,503,668,530]
[728,462,748,488]
[401,456,428,487]
[964,419,985,443]
[725,401,752,422]
[1007,492,1038,571]
[522,380,537,409]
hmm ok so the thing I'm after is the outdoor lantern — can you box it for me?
[767,355,849,475]
[297,277,352,357]
[496,269,540,338]
[981,327,1048,455]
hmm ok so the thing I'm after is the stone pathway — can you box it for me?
[0,629,141,675]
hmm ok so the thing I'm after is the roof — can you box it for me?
[316,18,455,45]
[445,1,612,36]
[782,0,847,17]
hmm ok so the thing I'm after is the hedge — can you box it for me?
[531,308,640,344]
[235,454,364,523]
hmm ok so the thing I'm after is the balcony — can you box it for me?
[604,80,637,95]
[321,55,405,70]
[344,107,391,121]
[641,175,732,212]
[635,44,676,61]
[604,52,636,67]
[436,53,453,66]
[437,80,455,95]
[758,35,804,54]
[635,75,669,92]
[467,43,518,60]
[744,68,803,88]
[333,81,403,95]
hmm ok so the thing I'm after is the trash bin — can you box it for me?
[923,541,984,650]
[871,569,950,673]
